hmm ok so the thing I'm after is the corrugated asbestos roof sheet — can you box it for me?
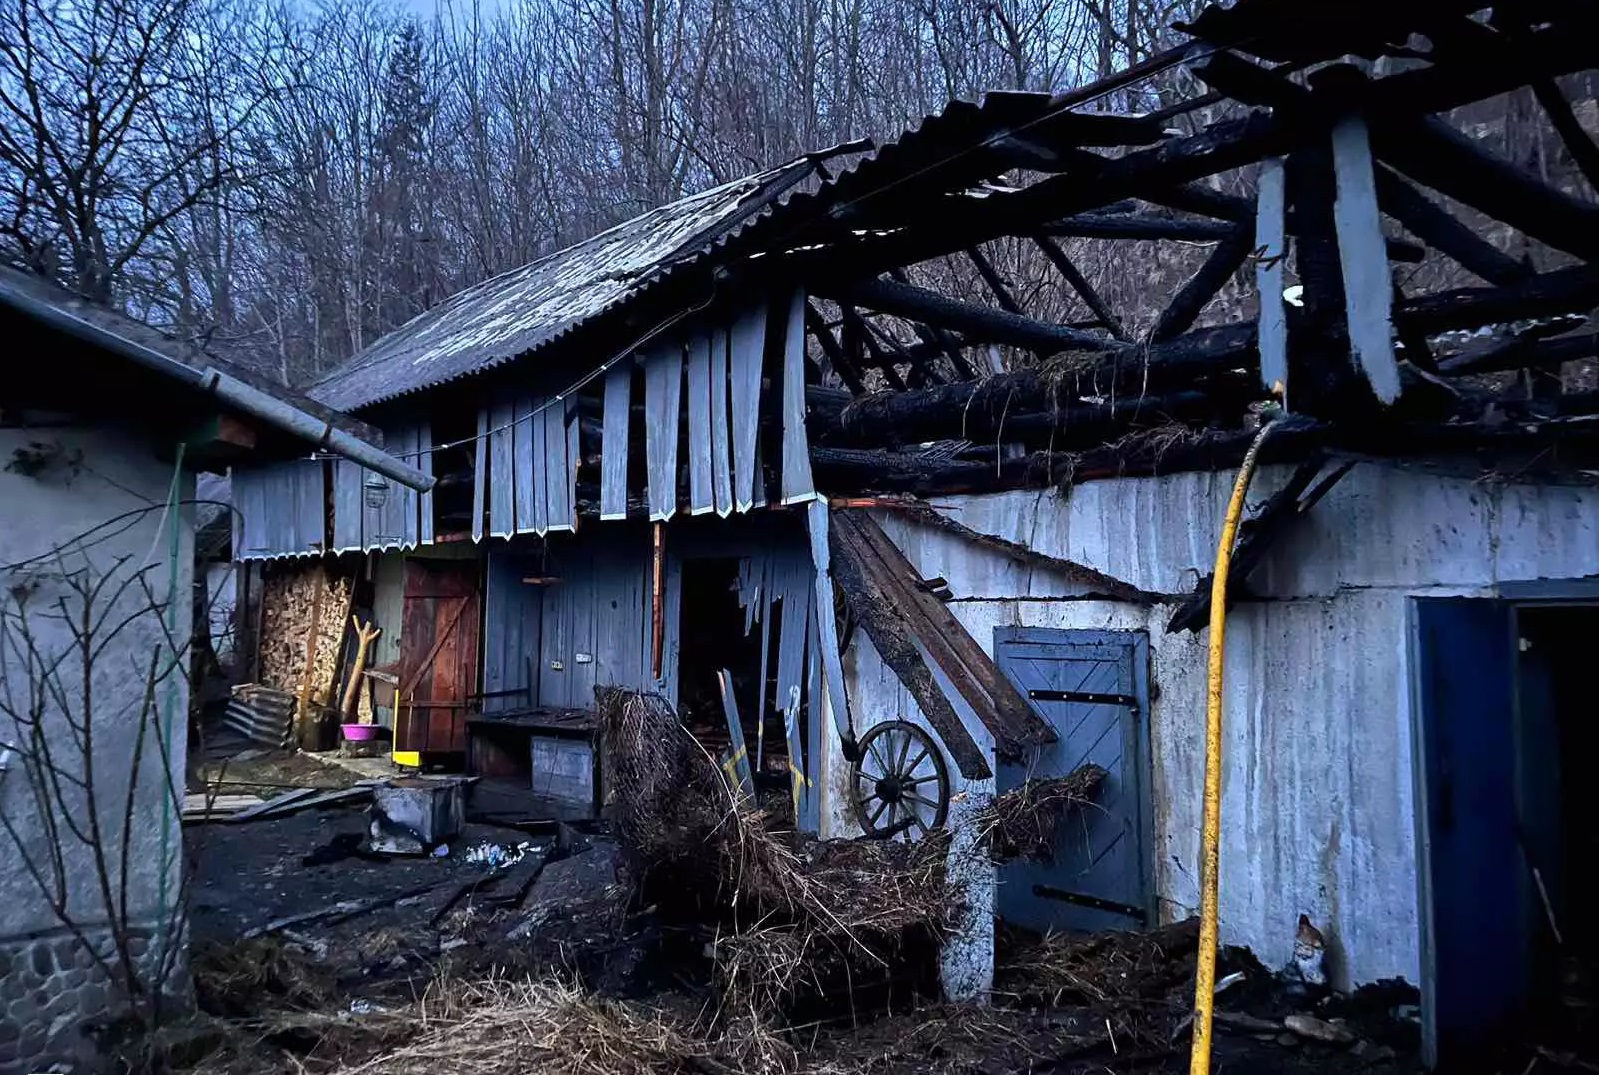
[309,162,821,412]
[310,91,1075,413]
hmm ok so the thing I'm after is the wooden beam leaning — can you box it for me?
[1147,226,1254,343]
[1373,114,1599,261]
[830,276,1120,355]
[804,301,866,395]
[1373,166,1530,287]
[1034,236,1130,341]
[840,510,1054,757]
[829,513,991,779]
[1532,80,1599,192]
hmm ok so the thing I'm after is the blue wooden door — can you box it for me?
[1413,598,1526,1067]
[994,628,1152,933]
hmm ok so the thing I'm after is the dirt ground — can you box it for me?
[170,792,1424,1075]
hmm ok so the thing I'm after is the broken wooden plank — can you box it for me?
[729,301,766,512]
[806,499,855,759]
[600,367,631,521]
[544,396,574,532]
[514,393,538,531]
[717,669,755,798]
[488,399,516,538]
[645,345,683,521]
[780,290,817,504]
[828,512,991,780]
[563,396,580,531]
[1255,156,1289,395]
[710,325,733,515]
[685,333,714,513]
[843,511,1053,756]
[1331,115,1401,405]
[222,786,322,822]
[472,406,488,542]
[419,419,435,545]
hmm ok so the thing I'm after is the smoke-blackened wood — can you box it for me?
[817,322,1256,447]
[805,301,865,395]
[1375,114,1599,260]
[1437,331,1599,377]
[1148,227,1254,343]
[1533,79,1599,192]
[888,268,976,380]
[1035,236,1129,341]
[1401,265,1599,335]
[845,307,907,390]
[1374,167,1530,287]
[967,246,1024,314]
[1040,211,1236,242]
[1166,458,1352,633]
[833,276,1120,354]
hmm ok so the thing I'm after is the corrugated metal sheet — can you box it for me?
[821,463,1599,991]
[309,92,1086,415]
[233,460,324,560]
[309,163,819,413]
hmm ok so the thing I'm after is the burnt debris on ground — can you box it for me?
[170,704,1423,1075]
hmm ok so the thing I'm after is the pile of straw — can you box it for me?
[597,687,957,1022]
[995,917,1199,1009]
[974,765,1107,863]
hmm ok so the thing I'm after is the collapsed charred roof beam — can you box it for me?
[1374,114,1599,261]
[1033,236,1130,342]
[805,301,867,395]
[1373,167,1532,288]
[1040,210,1238,242]
[1146,227,1255,343]
[826,276,1120,355]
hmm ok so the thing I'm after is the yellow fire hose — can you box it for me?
[1188,417,1281,1075]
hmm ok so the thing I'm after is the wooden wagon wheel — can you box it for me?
[851,720,950,840]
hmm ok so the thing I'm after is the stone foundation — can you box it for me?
[0,925,169,1074]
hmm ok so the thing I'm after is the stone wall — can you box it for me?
[0,925,166,1073]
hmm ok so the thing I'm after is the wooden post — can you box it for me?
[341,616,383,721]
[651,521,666,681]
[295,572,325,748]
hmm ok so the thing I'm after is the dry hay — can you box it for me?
[328,976,724,1075]
[192,937,338,1017]
[975,764,1107,863]
[598,687,958,1023]
[995,917,1200,1010]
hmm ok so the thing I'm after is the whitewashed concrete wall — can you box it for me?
[821,463,1599,992]
[0,423,195,1068]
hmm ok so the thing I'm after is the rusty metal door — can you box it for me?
[396,559,482,757]
[994,627,1152,934]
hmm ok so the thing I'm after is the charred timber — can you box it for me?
[815,322,1258,446]
[1374,115,1599,261]
[1402,265,1599,336]
[1039,211,1237,242]
[832,276,1120,354]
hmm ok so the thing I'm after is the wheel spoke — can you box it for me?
[905,749,930,775]
[903,773,940,786]
[868,798,890,827]
[895,729,912,774]
[867,737,892,774]
[908,791,940,810]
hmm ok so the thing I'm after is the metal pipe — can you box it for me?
[0,273,434,492]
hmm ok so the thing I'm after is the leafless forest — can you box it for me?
[0,0,1223,385]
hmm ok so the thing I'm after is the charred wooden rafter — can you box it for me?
[1532,79,1599,192]
[829,276,1119,355]
[805,301,866,395]
[1039,211,1237,242]
[1034,236,1129,341]
[1373,167,1531,287]
[1147,228,1255,343]
[1374,114,1599,261]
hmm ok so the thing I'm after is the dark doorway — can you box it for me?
[1413,598,1599,1069]
[993,627,1152,934]
[1515,605,1599,1060]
